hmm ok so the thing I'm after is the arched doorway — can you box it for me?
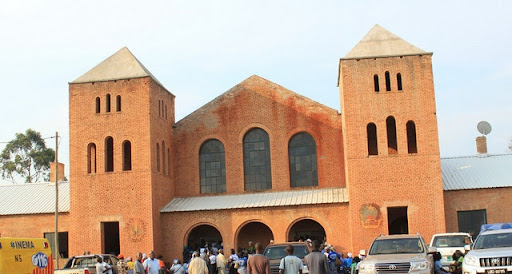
[237,222,274,251]
[187,224,223,252]
[287,219,326,242]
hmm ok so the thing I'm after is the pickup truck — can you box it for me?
[54,254,119,274]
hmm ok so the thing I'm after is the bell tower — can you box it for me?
[68,47,175,256]
[339,25,446,251]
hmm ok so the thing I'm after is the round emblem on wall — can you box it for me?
[359,203,382,229]
[126,218,146,242]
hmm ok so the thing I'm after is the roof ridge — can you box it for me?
[441,153,512,159]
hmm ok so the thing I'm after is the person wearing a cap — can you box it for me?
[117,254,129,274]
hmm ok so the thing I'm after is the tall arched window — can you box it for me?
[123,140,132,171]
[367,123,378,156]
[373,74,380,92]
[289,132,318,187]
[158,100,161,117]
[116,95,121,112]
[243,128,272,191]
[406,121,418,154]
[199,139,226,193]
[156,143,160,172]
[106,94,111,113]
[87,143,97,174]
[162,141,166,175]
[95,97,101,113]
[167,148,171,177]
[165,104,168,120]
[385,71,391,91]
[397,73,403,91]
[386,116,398,155]
[105,137,114,172]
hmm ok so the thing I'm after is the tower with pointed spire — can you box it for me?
[339,25,446,250]
[68,47,175,256]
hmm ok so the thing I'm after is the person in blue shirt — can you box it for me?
[327,248,341,274]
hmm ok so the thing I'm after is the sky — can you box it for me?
[0,0,511,184]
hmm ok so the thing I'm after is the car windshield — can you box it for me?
[432,235,470,248]
[474,232,512,249]
[264,245,309,260]
[369,238,424,255]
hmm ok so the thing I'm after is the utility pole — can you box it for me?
[55,131,60,269]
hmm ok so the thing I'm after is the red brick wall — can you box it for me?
[160,203,350,262]
[173,75,345,196]
[444,187,512,232]
[68,77,174,257]
[0,213,70,238]
[339,55,446,253]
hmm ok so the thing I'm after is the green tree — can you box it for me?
[0,129,55,183]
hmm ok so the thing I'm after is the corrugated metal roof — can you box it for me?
[441,154,512,191]
[0,181,70,215]
[161,188,348,213]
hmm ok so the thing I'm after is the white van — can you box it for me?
[430,233,472,266]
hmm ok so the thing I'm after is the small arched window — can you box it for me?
[367,123,378,156]
[95,97,101,113]
[106,94,111,113]
[385,71,391,91]
[373,74,380,92]
[289,132,318,187]
[116,95,121,112]
[123,140,132,171]
[243,128,272,191]
[105,137,114,172]
[407,121,418,154]
[87,143,97,174]
[386,116,398,155]
[200,139,226,193]
[156,143,160,172]
[397,73,403,91]
[162,141,166,175]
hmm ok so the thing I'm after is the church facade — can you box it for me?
[3,25,469,262]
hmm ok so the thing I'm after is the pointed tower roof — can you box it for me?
[343,24,430,59]
[71,47,167,89]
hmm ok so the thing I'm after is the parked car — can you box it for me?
[358,234,436,274]
[430,232,472,266]
[463,228,512,274]
[264,242,311,274]
[54,254,119,274]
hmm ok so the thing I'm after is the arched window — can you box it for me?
[397,73,403,91]
[123,140,132,171]
[373,74,380,92]
[243,128,272,191]
[289,132,318,187]
[105,137,114,172]
[406,121,418,154]
[386,116,398,155]
[87,143,96,174]
[158,100,161,117]
[165,104,168,120]
[199,139,226,193]
[167,148,171,177]
[156,143,160,172]
[162,141,166,175]
[385,71,391,91]
[106,94,111,113]
[95,97,101,113]
[116,95,121,112]
[367,123,378,156]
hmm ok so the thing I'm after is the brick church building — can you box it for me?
[1,25,510,263]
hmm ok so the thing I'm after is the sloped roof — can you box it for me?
[71,47,168,91]
[161,188,348,213]
[0,181,70,215]
[343,24,428,59]
[441,154,512,191]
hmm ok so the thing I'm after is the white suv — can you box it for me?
[358,234,436,274]
[463,228,512,274]
[430,233,472,267]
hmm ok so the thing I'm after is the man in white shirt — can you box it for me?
[143,250,161,274]
[96,257,107,274]
[279,245,303,274]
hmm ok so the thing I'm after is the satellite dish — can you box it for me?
[477,121,492,135]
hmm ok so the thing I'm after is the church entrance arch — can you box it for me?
[287,219,326,242]
[186,224,223,252]
[236,221,274,251]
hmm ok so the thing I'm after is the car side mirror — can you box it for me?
[464,244,471,251]
[428,246,437,253]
